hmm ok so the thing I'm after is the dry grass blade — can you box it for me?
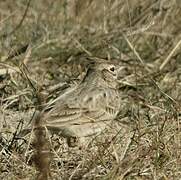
[160,38,181,71]
[123,33,177,104]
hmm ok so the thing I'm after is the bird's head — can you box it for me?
[85,61,119,88]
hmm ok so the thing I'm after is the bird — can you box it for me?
[22,61,121,147]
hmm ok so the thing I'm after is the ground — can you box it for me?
[0,0,181,179]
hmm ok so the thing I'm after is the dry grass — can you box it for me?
[0,0,181,179]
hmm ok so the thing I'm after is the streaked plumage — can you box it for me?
[43,62,121,143]
[22,62,121,146]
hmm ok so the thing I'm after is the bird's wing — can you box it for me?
[44,87,120,128]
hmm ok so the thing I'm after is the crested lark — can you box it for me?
[22,61,121,146]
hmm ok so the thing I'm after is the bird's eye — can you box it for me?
[109,66,115,72]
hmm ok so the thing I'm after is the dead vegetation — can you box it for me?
[0,0,181,179]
